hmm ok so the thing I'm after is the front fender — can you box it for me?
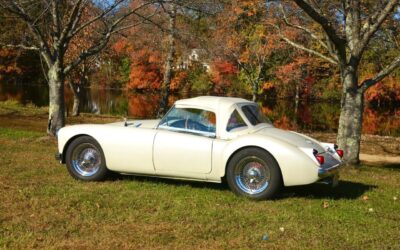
[57,125,104,163]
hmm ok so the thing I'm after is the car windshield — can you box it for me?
[158,106,216,136]
[241,105,271,126]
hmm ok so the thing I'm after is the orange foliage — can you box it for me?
[273,115,297,130]
[211,59,238,93]
[275,57,316,98]
[112,39,133,55]
[365,76,400,106]
[170,71,188,91]
[128,49,163,90]
[0,49,23,78]
[362,107,400,135]
[128,93,160,118]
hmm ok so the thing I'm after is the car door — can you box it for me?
[98,126,157,174]
[153,107,216,174]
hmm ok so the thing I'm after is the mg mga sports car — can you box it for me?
[56,96,343,200]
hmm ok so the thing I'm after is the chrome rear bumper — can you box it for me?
[318,164,341,178]
[318,164,341,187]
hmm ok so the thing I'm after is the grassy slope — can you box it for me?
[0,101,399,248]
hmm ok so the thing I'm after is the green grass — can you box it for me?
[0,100,48,116]
[0,127,44,139]
[0,128,399,249]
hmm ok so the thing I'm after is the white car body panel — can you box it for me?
[153,130,213,174]
[57,96,342,186]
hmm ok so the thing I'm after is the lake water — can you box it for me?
[1,82,399,136]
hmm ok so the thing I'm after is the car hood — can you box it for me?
[255,127,325,152]
[108,119,160,129]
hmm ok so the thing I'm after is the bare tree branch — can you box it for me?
[360,55,400,91]
[1,1,52,65]
[279,4,329,51]
[293,0,346,49]
[359,0,399,54]
[50,0,61,36]
[0,42,39,51]
[64,1,157,75]
[66,0,125,40]
[111,10,162,34]
[58,0,85,47]
[270,23,338,65]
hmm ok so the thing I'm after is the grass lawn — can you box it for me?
[0,102,399,248]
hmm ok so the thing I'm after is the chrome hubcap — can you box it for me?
[71,143,101,177]
[234,157,270,194]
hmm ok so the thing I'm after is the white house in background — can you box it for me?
[176,49,211,72]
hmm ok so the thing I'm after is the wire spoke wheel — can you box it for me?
[71,143,102,177]
[66,136,108,181]
[234,157,271,195]
[227,148,282,200]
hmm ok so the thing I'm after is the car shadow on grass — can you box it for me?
[279,180,376,200]
[109,173,227,191]
[109,174,375,200]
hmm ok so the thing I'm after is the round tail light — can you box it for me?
[315,155,325,164]
[336,149,344,158]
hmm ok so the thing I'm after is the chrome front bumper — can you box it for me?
[55,152,63,163]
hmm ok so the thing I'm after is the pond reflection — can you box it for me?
[1,82,399,136]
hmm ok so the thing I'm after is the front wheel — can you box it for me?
[226,148,282,200]
[65,136,109,181]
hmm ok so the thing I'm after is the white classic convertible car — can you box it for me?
[56,96,343,200]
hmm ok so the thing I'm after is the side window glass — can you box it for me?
[159,107,216,136]
[226,110,247,131]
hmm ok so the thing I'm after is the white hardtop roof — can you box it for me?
[174,96,258,139]
[174,96,253,111]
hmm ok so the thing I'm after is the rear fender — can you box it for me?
[220,134,320,186]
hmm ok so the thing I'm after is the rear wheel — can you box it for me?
[65,136,108,181]
[226,148,282,200]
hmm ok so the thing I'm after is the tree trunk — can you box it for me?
[252,80,258,102]
[158,4,176,118]
[68,81,80,116]
[47,64,65,136]
[337,68,364,165]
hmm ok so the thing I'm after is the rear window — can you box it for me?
[241,105,270,126]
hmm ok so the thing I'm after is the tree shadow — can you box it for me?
[278,180,376,200]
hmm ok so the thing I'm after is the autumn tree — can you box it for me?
[0,0,155,136]
[157,0,222,115]
[275,0,400,164]
[211,0,290,101]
